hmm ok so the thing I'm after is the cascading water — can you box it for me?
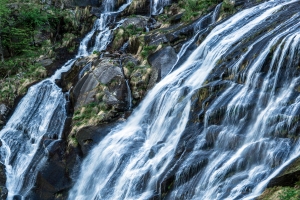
[125,80,133,110]
[69,0,300,200]
[151,0,171,15]
[0,0,133,199]
[0,80,67,198]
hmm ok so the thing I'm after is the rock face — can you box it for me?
[75,122,120,155]
[0,163,7,200]
[65,52,155,137]
[267,157,300,188]
[257,157,300,199]
[148,46,177,80]
[0,104,9,128]
[72,59,126,109]
[71,54,128,114]
[35,1,218,198]
[25,139,71,200]
[121,0,150,16]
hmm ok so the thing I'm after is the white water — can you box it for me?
[69,0,300,199]
[125,80,133,110]
[152,0,171,15]
[212,3,222,23]
[0,0,134,199]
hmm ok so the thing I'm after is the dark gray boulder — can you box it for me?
[75,122,120,155]
[148,46,177,80]
[0,163,7,200]
[72,57,127,110]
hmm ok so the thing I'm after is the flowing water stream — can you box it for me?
[69,0,300,199]
[0,0,132,199]
[151,0,171,15]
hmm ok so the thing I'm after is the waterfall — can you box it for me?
[125,80,133,110]
[212,3,222,23]
[0,0,133,199]
[152,0,171,15]
[78,0,132,56]
[69,0,300,199]
[0,80,67,198]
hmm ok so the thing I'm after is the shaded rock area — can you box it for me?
[267,157,300,188]
[258,157,300,200]
[148,46,177,80]
[75,122,121,156]
[120,0,150,16]
[0,163,7,200]
[0,104,9,129]
[24,139,71,200]
[62,52,155,140]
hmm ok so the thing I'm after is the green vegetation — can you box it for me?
[0,0,95,109]
[279,187,300,200]
[112,24,144,50]
[222,1,236,13]
[0,61,46,105]
[125,24,144,35]
[0,1,54,106]
[179,0,220,22]
[141,45,157,58]
[1,3,51,58]
[71,84,111,129]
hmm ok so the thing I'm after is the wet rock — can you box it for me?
[0,187,8,200]
[144,23,192,47]
[60,56,97,92]
[130,66,152,101]
[36,57,54,68]
[0,163,7,200]
[27,140,70,200]
[71,0,102,7]
[169,13,183,24]
[0,104,9,128]
[76,122,120,155]
[90,6,101,16]
[93,63,123,84]
[148,46,177,80]
[121,0,150,16]
[72,57,126,109]
[267,157,300,188]
[122,16,149,29]
[0,163,6,187]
